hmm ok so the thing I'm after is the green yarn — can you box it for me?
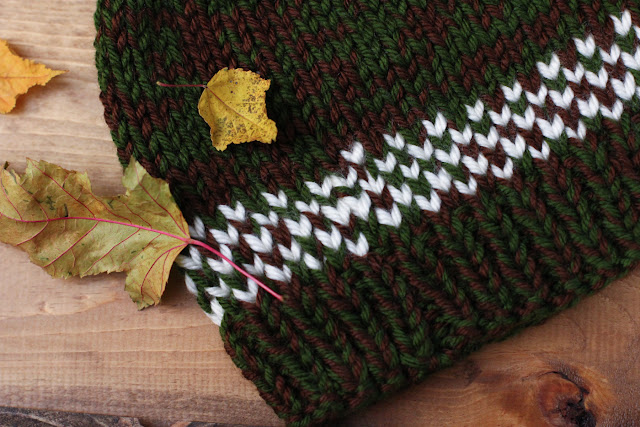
[95,1,640,425]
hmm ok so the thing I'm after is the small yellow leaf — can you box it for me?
[0,39,66,114]
[198,68,277,151]
[0,158,190,309]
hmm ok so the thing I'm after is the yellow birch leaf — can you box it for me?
[0,158,190,308]
[197,68,277,151]
[0,39,66,114]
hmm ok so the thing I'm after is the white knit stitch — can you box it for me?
[577,94,600,118]
[360,170,386,194]
[549,87,574,109]
[185,11,640,325]
[466,100,485,122]
[206,245,234,275]
[232,278,258,303]
[304,253,323,269]
[315,225,344,251]
[585,68,608,88]
[601,101,624,120]
[612,72,636,100]
[538,54,561,79]
[264,264,292,282]
[489,105,511,127]
[462,154,488,175]
[406,140,433,160]
[375,153,398,173]
[491,159,514,180]
[512,106,535,130]
[206,299,225,325]
[188,216,206,239]
[341,142,365,164]
[252,211,279,226]
[263,191,288,208]
[435,145,461,166]
[278,240,302,262]
[424,169,452,192]
[536,116,565,140]
[566,122,586,141]
[176,246,202,270]
[242,253,264,276]
[525,84,548,106]
[184,274,198,295]
[205,278,231,299]
[529,142,550,161]
[600,44,621,65]
[622,50,640,69]
[424,112,447,137]
[400,160,421,180]
[575,35,596,58]
[388,184,413,206]
[450,126,473,145]
[376,204,403,227]
[474,127,499,149]
[243,227,273,253]
[502,82,523,103]
[308,167,357,197]
[612,11,632,36]
[219,203,246,222]
[345,234,369,256]
[414,191,441,212]
[500,135,527,159]
[385,133,407,150]
[284,216,313,237]
[210,224,239,245]
[564,63,585,84]
[296,200,320,214]
[321,193,371,225]
[455,176,478,195]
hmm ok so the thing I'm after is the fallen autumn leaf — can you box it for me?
[158,68,277,151]
[0,158,282,307]
[0,39,66,114]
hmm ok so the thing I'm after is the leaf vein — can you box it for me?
[32,161,94,217]
[83,228,140,276]
[139,243,186,300]
[133,164,187,235]
[42,221,98,268]
[0,173,22,219]
[207,86,267,131]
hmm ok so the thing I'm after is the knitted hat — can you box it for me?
[94,1,640,425]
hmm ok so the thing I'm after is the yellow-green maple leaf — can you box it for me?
[0,39,65,114]
[198,68,277,151]
[0,158,189,308]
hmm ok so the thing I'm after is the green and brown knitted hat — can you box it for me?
[94,1,640,425]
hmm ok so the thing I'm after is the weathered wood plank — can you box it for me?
[0,406,143,427]
[342,271,640,426]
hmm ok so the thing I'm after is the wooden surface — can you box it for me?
[0,1,639,426]
[0,406,143,427]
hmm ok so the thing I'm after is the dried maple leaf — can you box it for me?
[0,39,66,114]
[0,158,189,308]
[197,68,277,151]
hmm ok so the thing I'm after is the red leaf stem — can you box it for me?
[6,215,283,302]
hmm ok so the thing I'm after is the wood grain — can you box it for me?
[342,271,640,426]
[0,406,143,426]
[0,1,638,426]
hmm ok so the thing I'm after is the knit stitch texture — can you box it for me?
[95,1,640,425]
